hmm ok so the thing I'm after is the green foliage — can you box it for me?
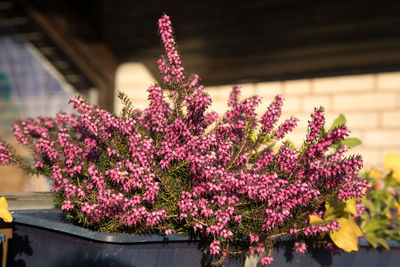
[331,138,362,149]
[360,167,400,249]
[329,114,346,132]
[329,114,361,149]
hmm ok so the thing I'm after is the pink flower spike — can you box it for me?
[261,256,274,265]
[0,141,13,165]
[210,240,221,255]
[34,161,44,169]
[165,229,172,235]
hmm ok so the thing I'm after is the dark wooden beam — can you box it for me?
[99,0,400,85]
[20,0,118,112]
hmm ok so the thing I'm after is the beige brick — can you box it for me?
[282,97,301,112]
[114,88,149,114]
[279,130,306,147]
[115,63,156,85]
[255,81,282,97]
[313,74,375,93]
[239,83,257,99]
[135,101,150,111]
[383,148,400,156]
[351,148,383,168]
[132,87,149,100]
[259,94,280,107]
[397,94,400,108]
[347,130,364,141]
[255,94,282,117]
[382,111,400,127]
[255,105,268,118]
[325,112,379,129]
[303,96,331,111]
[217,84,256,102]
[322,112,343,129]
[209,100,228,114]
[206,86,225,101]
[283,79,311,95]
[377,72,400,91]
[333,93,397,111]
[115,63,156,112]
[364,130,400,147]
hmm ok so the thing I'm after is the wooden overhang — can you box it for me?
[0,0,118,112]
[1,0,400,109]
[99,0,400,85]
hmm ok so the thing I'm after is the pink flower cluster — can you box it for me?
[294,242,307,254]
[157,14,185,86]
[0,141,12,165]
[0,14,369,266]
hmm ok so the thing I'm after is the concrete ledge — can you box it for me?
[1,192,55,210]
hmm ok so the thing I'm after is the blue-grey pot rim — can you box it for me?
[11,209,400,247]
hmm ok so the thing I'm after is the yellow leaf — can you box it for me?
[0,197,8,210]
[0,197,13,223]
[309,215,323,224]
[385,153,400,173]
[324,201,336,220]
[344,198,357,215]
[0,210,13,223]
[329,218,359,252]
[347,217,363,237]
[249,131,257,143]
[376,238,390,250]
[324,198,346,220]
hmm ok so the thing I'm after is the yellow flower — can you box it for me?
[392,172,400,183]
[385,153,400,173]
[0,197,13,223]
[385,153,400,183]
[369,169,383,179]
[385,211,392,219]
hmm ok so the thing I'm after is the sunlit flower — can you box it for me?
[385,153,400,182]
[369,168,383,180]
[0,197,13,223]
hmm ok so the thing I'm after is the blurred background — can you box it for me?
[1,0,400,192]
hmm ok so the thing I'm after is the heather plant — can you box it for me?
[0,15,370,266]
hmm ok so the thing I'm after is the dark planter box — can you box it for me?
[0,220,12,267]
[8,210,400,267]
[268,240,400,267]
[8,210,241,267]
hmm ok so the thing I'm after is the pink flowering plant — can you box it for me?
[0,15,370,266]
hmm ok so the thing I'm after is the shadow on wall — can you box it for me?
[0,26,76,192]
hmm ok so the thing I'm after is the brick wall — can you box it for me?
[116,64,400,169]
